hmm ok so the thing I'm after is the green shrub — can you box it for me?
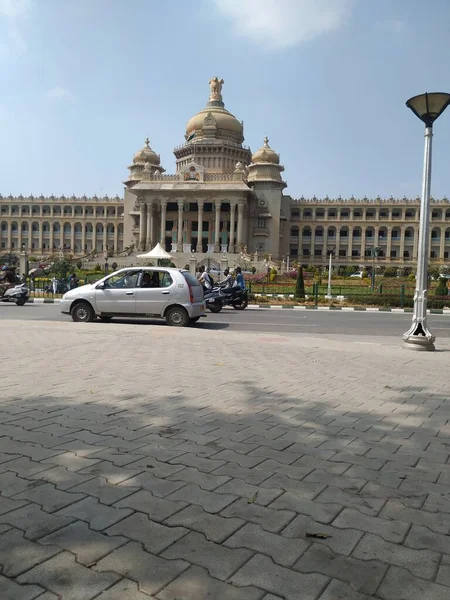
[384,267,397,277]
[294,266,305,299]
[94,263,102,271]
[361,269,368,278]
[76,261,83,270]
[435,277,448,296]
[111,262,118,270]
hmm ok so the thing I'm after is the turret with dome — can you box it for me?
[125,138,165,186]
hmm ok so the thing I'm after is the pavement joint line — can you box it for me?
[25,298,450,315]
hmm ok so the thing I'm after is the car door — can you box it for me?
[95,269,140,315]
[134,270,175,317]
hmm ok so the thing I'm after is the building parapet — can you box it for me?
[0,194,123,203]
[290,195,450,205]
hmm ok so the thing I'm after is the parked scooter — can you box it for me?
[0,284,29,306]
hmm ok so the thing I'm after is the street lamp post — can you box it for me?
[326,246,335,298]
[403,92,450,351]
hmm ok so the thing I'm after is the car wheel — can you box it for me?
[71,302,95,323]
[189,317,200,325]
[165,306,189,327]
[99,316,113,322]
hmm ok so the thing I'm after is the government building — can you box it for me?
[1,78,450,267]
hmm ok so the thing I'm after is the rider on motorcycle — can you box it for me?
[218,268,234,289]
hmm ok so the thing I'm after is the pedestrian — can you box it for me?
[235,266,245,290]
[51,276,58,294]
[69,273,78,290]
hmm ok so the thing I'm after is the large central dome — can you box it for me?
[185,77,244,145]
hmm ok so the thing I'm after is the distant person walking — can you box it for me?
[51,277,58,294]
[235,266,245,290]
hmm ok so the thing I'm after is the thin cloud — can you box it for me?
[0,0,31,58]
[213,0,355,50]
[46,87,75,100]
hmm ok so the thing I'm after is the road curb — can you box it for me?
[27,298,61,304]
[248,304,450,315]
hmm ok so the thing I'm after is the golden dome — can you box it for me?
[133,138,161,165]
[184,78,244,144]
[251,137,280,164]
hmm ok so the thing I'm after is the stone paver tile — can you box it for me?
[40,521,127,566]
[0,503,74,540]
[167,483,237,513]
[221,498,295,533]
[0,495,29,514]
[3,456,51,477]
[353,532,440,580]
[125,459,185,479]
[436,555,450,587]
[164,504,244,542]
[328,451,386,471]
[214,479,282,506]
[229,553,328,600]
[0,472,43,497]
[358,481,426,510]
[87,448,147,467]
[168,453,226,473]
[294,543,387,595]
[13,483,86,512]
[333,507,409,543]
[0,574,44,600]
[42,451,102,472]
[254,459,313,481]
[57,496,133,530]
[278,442,337,461]
[260,474,326,499]
[268,492,342,523]
[115,489,187,521]
[343,464,408,488]
[317,579,374,600]
[381,460,441,483]
[303,469,366,493]
[106,512,188,553]
[70,476,139,505]
[261,596,284,600]
[79,460,143,484]
[380,498,450,534]
[34,593,59,600]
[423,492,450,514]
[168,466,231,491]
[27,465,95,491]
[213,463,272,485]
[118,471,185,498]
[54,440,108,457]
[247,448,304,466]
[405,524,450,554]
[378,565,450,600]
[291,455,350,475]
[124,445,186,465]
[17,550,120,600]
[97,578,156,599]
[225,522,309,567]
[315,486,385,516]
[0,527,61,576]
[162,531,252,580]
[157,565,263,600]
[95,541,189,596]
[282,515,363,556]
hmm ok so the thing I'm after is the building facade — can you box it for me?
[1,77,450,266]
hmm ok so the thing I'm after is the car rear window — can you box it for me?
[182,272,200,286]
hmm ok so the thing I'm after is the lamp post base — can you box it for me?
[403,335,435,351]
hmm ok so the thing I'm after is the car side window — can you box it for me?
[104,270,140,289]
[160,272,173,287]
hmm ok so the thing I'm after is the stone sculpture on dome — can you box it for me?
[209,77,224,101]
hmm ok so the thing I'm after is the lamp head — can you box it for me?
[406,92,450,127]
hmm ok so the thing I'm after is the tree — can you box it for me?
[50,258,74,280]
[111,262,118,270]
[0,253,19,268]
[76,261,83,270]
[295,265,305,299]
[435,277,448,296]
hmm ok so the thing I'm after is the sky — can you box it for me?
[1,0,450,200]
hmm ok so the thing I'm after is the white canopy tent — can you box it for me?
[137,243,173,261]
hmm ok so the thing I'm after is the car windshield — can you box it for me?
[182,271,201,286]
[104,270,140,288]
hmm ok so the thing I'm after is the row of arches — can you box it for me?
[292,207,450,220]
[291,225,450,242]
[1,222,123,235]
[1,205,121,218]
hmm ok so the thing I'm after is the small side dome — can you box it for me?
[251,136,280,164]
[133,137,161,165]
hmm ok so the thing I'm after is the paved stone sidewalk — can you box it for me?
[0,319,449,599]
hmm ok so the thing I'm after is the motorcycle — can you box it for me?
[0,284,30,306]
[204,284,248,313]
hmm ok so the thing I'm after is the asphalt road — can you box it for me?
[1,302,450,340]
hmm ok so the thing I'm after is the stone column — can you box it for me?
[18,223,22,250]
[92,224,97,253]
[139,202,146,251]
[400,226,406,261]
[71,226,75,253]
[49,225,54,252]
[114,225,119,254]
[177,201,184,249]
[236,202,244,249]
[347,226,353,259]
[440,226,445,260]
[197,200,204,252]
[360,227,366,261]
[146,201,153,249]
[229,202,236,252]
[214,200,221,252]
[39,223,43,253]
[335,229,341,262]
[160,200,167,246]
[413,224,419,260]
[386,226,393,260]
[7,222,12,251]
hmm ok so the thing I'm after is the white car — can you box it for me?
[61,267,205,326]
[349,271,364,278]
